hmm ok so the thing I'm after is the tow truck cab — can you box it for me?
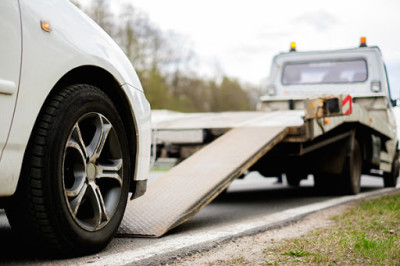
[259,39,395,108]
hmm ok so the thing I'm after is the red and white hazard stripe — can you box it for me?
[342,95,352,115]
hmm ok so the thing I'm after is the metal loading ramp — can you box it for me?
[118,126,288,237]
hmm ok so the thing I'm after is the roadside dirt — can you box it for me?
[165,203,353,265]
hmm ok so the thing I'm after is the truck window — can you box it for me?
[282,59,367,85]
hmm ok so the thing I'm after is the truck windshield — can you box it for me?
[282,59,367,85]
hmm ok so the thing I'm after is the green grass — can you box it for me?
[265,192,400,264]
[283,249,313,257]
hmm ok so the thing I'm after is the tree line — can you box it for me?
[73,0,261,112]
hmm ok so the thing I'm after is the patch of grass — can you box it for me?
[283,249,312,257]
[264,192,400,264]
[354,232,396,261]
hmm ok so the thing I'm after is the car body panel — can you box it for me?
[0,0,151,196]
[0,1,22,161]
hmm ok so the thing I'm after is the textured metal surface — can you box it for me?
[151,110,304,130]
[118,126,287,237]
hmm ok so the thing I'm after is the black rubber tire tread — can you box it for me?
[286,173,304,187]
[340,139,362,195]
[383,152,399,187]
[5,84,131,257]
[314,139,361,195]
[286,173,307,187]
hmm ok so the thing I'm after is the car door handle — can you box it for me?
[0,79,17,95]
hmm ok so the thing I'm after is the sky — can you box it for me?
[109,0,400,97]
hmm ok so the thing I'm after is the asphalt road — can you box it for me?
[0,172,395,265]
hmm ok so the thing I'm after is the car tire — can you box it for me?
[5,84,131,256]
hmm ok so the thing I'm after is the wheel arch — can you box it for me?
[49,65,139,193]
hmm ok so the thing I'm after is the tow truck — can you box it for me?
[119,38,399,237]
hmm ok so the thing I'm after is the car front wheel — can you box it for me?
[5,84,131,256]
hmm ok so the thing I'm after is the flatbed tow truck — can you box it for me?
[118,38,399,237]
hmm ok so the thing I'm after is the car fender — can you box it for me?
[0,0,151,196]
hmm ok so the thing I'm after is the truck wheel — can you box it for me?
[383,152,399,187]
[285,173,306,187]
[5,84,131,256]
[314,139,362,195]
[341,139,362,195]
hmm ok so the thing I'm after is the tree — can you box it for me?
[75,0,256,113]
[215,77,250,111]
[139,68,172,110]
[84,0,115,37]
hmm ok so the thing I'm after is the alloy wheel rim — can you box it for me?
[62,113,123,231]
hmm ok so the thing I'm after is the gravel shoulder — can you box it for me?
[165,203,353,265]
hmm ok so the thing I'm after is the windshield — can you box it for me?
[282,59,368,85]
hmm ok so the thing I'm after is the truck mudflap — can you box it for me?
[118,126,288,237]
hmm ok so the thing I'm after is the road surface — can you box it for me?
[0,172,397,265]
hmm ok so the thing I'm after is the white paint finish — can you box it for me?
[120,84,151,181]
[0,0,21,159]
[0,79,17,95]
[94,186,399,265]
[267,47,391,98]
[0,0,151,195]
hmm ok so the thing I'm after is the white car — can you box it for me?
[0,0,151,256]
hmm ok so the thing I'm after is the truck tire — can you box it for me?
[314,138,361,195]
[383,152,399,187]
[5,84,131,256]
[285,173,306,187]
[341,139,362,195]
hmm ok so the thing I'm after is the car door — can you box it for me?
[0,1,22,158]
